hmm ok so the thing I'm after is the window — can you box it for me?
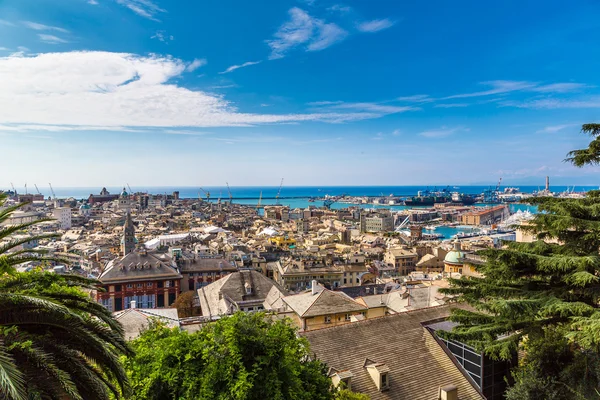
[126,284,133,289]
[147,282,153,287]
[157,281,163,288]
[114,285,122,292]
[324,315,332,324]
[381,373,388,389]
[345,314,351,321]
[137,283,143,288]
[165,280,171,288]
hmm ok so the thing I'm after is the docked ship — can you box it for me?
[404,190,449,206]
[450,192,476,205]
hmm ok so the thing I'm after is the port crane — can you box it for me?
[226,182,233,204]
[199,187,210,201]
[275,178,284,205]
[10,182,16,197]
[496,177,502,192]
[127,183,133,195]
[34,184,41,195]
[48,183,56,200]
[257,191,262,210]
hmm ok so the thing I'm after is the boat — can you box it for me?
[404,189,450,206]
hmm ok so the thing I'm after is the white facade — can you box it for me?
[52,207,72,230]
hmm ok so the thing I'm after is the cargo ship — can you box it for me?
[404,189,449,206]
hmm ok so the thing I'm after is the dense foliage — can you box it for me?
[0,193,131,400]
[441,124,600,399]
[123,312,343,400]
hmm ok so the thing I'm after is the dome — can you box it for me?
[444,250,464,265]
[120,188,128,197]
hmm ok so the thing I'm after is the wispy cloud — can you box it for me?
[444,80,589,100]
[22,21,69,33]
[357,18,395,33]
[164,129,212,136]
[210,84,238,89]
[434,103,469,108]
[392,129,401,136]
[535,124,576,133]
[396,94,432,103]
[325,102,417,114]
[306,100,344,106]
[38,34,69,44]
[307,21,348,51]
[419,126,468,138]
[186,58,207,72]
[151,30,174,43]
[116,0,165,21]
[0,20,16,27]
[501,97,600,109]
[266,7,348,59]
[0,51,392,130]
[88,0,99,4]
[0,47,10,51]
[219,60,262,74]
[327,5,351,13]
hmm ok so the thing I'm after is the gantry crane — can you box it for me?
[226,182,233,204]
[257,191,262,210]
[275,178,284,205]
[48,183,56,200]
[199,187,210,201]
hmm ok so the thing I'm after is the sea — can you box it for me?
[10,185,593,240]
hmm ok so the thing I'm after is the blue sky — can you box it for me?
[1,0,600,187]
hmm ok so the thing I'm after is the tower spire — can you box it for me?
[122,211,135,256]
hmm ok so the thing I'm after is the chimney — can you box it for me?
[439,385,458,400]
[311,280,318,295]
[130,300,136,309]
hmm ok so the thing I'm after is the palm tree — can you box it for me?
[0,192,132,399]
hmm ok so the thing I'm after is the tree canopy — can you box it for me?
[0,193,131,400]
[123,312,338,400]
[441,123,600,398]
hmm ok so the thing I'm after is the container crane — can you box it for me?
[226,182,233,204]
[199,187,210,201]
[34,184,41,195]
[10,182,16,197]
[257,191,262,210]
[275,178,284,205]
[48,183,56,200]
[496,177,502,192]
[127,183,133,195]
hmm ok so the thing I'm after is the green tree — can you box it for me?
[333,389,370,400]
[0,193,132,399]
[124,312,334,400]
[440,124,600,399]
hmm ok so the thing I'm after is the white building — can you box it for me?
[52,207,72,230]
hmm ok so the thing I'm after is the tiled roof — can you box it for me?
[114,308,180,340]
[283,289,367,318]
[99,250,182,283]
[302,305,484,400]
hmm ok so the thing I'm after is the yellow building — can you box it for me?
[269,235,296,248]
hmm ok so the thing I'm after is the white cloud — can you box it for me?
[357,18,395,33]
[536,124,576,133]
[88,0,99,4]
[325,102,417,114]
[0,19,16,27]
[531,83,589,93]
[0,51,391,130]
[419,126,467,138]
[22,21,69,33]
[186,58,207,72]
[434,103,469,108]
[307,21,347,51]
[38,34,69,44]
[444,80,589,100]
[151,30,174,43]
[17,46,29,52]
[443,80,535,99]
[306,100,344,106]
[0,47,10,51]
[219,60,261,74]
[116,0,165,21]
[327,5,351,13]
[392,129,401,136]
[502,97,600,109]
[396,94,432,103]
[266,7,347,59]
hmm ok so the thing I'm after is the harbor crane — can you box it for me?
[275,178,284,205]
[127,183,133,195]
[226,182,233,204]
[257,191,262,210]
[24,183,27,194]
[48,183,56,200]
[34,184,41,195]
[10,182,16,196]
[199,187,210,201]
[496,177,502,192]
